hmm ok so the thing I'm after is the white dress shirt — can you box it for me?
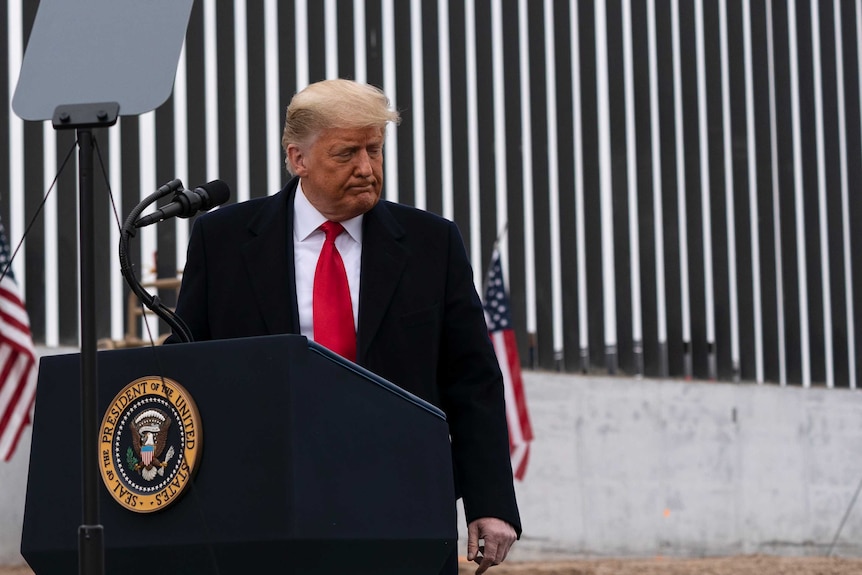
[293,181,363,341]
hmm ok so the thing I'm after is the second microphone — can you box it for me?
[135,180,231,228]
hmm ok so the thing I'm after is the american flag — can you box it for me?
[0,218,37,462]
[483,248,533,481]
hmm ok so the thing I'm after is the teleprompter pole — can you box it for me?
[76,127,104,575]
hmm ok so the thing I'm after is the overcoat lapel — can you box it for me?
[240,183,301,335]
[357,201,407,363]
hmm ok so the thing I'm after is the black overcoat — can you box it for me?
[171,177,521,532]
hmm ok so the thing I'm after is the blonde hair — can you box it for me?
[282,79,401,174]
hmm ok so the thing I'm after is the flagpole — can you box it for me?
[492,222,508,251]
[487,223,508,291]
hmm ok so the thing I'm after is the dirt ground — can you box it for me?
[456,555,862,575]
[5,555,862,575]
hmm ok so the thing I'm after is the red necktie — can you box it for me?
[313,221,356,361]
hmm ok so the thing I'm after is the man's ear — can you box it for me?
[287,144,307,176]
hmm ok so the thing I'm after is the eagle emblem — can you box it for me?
[101,376,202,513]
[130,408,175,481]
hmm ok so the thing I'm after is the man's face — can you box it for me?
[288,126,385,222]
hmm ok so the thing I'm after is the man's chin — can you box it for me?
[339,193,380,219]
[356,188,381,203]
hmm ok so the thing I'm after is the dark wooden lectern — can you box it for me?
[21,335,456,574]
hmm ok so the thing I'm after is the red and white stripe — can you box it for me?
[0,276,38,461]
[491,329,533,481]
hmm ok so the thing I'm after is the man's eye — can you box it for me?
[368,147,382,157]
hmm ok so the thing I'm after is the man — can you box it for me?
[170,79,520,574]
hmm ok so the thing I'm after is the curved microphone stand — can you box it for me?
[119,181,193,344]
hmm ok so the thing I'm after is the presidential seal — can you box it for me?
[99,376,202,513]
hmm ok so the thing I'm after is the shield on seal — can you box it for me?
[141,442,154,466]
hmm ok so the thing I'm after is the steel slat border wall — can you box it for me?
[3,0,861,388]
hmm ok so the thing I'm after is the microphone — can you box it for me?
[157,178,184,196]
[135,180,231,228]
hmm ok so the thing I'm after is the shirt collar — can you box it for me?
[294,180,364,244]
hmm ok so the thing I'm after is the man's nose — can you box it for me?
[354,150,374,175]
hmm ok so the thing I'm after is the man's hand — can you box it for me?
[466,517,517,574]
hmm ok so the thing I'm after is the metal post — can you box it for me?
[77,128,104,575]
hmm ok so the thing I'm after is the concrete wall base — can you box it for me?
[470,371,862,561]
